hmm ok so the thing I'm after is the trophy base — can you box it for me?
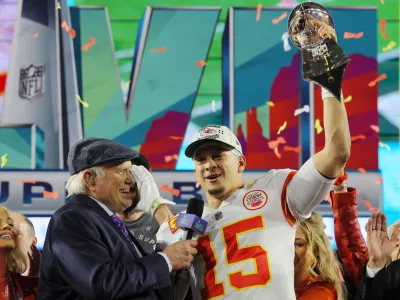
[309,62,349,101]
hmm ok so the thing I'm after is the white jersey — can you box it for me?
[157,160,334,300]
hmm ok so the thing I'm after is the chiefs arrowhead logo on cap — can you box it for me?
[168,216,179,233]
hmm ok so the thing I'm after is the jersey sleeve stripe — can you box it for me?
[281,171,297,227]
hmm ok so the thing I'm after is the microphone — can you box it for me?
[173,198,206,300]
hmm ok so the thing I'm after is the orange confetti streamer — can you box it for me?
[164,154,178,163]
[357,168,370,175]
[19,180,36,184]
[274,147,281,159]
[195,182,201,189]
[82,37,95,52]
[272,12,287,24]
[376,177,383,184]
[169,136,183,140]
[283,145,301,153]
[256,4,262,21]
[61,20,76,38]
[32,32,39,38]
[195,60,207,67]
[351,135,366,143]
[43,191,59,200]
[379,19,388,39]
[362,199,378,212]
[268,137,286,149]
[370,125,380,133]
[160,184,180,197]
[343,32,364,39]
[151,46,167,53]
[368,73,387,87]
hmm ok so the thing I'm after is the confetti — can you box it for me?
[32,32,39,38]
[244,179,253,188]
[57,2,61,9]
[164,154,178,163]
[151,46,167,53]
[380,0,384,3]
[274,147,281,159]
[370,125,380,133]
[362,199,378,212]
[0,154,7,168]
[82,37,95,52]
[284,145,301,153]
[376,177,383,184]
[281,32,291,52]
[268,137,286,149]
[382,40,396,52]
[267,101,275,107]
[196,182,201,189]
[19,180,36,184]
[351,134,366,143]
[160,184,180,197]
[343,32,364,39]
[76,94,89,108]
[123,81,130,90]
[368,73,387,87]
[379,20,388,39]
[169,136,183,140]
[211,100,216,112]
[379,141,391,151]
[357,168,369,175]
[43,191,59,200]
[256,4,262,21]
[314,119,323,134]
[343,95,352,103]
[272,12,287,25]
[294,105,310,116]
[277,121,287,135]
[61,20,76,38]
[195,60,207,67]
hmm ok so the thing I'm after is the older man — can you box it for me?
[9,212,40,277]
[38,137,197,300]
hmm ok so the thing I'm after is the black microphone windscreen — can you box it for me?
[186,198,204,218]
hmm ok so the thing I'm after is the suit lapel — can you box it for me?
[71,194,143,259]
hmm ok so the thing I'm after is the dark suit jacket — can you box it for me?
[37,194,171,300]
[356,260,400,300]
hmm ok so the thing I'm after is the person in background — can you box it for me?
[331,171,400,297]
[9,212,41,277]
[356,211,400,300]
[295,212,346,300]
[0,206,38,299]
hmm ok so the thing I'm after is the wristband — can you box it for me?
[149,197,170,215]
[322,87,343,101]
[331,183,347,191]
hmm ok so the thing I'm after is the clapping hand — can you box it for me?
[366,211,398,269]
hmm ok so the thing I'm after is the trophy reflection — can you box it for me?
[288,2,350,101]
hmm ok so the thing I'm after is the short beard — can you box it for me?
[207,187,225,198]
[122,183,140,216]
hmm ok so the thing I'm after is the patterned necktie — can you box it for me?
[111,214,141,256]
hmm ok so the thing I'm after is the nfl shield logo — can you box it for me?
[19,64,45,100]
[214,211,223,221]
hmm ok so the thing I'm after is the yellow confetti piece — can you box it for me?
[315,119,323,134]
[379,141,391,151]
[123,81,130,90]
[343,95,352,103]
[76,94,89,108]
[57,2,61,9]
[277,121,287,135]
[244,179,253,188]
[267,101,274,107]
[382,40,396,52]
[1,154,8,168]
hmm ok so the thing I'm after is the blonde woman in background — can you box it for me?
[294,212,346,300]
[0,206,38,300]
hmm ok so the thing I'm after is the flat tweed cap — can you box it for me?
[67,137,149,175]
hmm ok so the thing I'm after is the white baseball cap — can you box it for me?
[185,125,243,158]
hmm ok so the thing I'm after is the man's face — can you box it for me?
[92,161,137,213]
[193,143,244,199]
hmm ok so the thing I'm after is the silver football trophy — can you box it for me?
[288,2,350,101]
